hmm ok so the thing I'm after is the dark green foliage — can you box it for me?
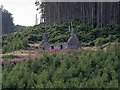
[2,30,29,53]
[2,45,119,88]
[2,36,28,53]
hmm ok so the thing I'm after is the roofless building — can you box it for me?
[39,24,81,51]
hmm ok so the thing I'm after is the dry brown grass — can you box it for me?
[2,50,38,57]
[82,46,98,51]
[1,46,99,60]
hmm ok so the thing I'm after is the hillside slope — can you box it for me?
[2,21,120,53]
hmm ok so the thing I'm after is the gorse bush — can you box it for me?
[2,38,28,54]
[2,45,119,88]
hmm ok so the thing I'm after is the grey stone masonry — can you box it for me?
[39,33,50,50]
[67,27,81,49]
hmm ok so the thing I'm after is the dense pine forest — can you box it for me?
[1,2,120,89]
[35,2,120,28]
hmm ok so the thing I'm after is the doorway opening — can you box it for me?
[60,45,63,49]
[51,46,54,50]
